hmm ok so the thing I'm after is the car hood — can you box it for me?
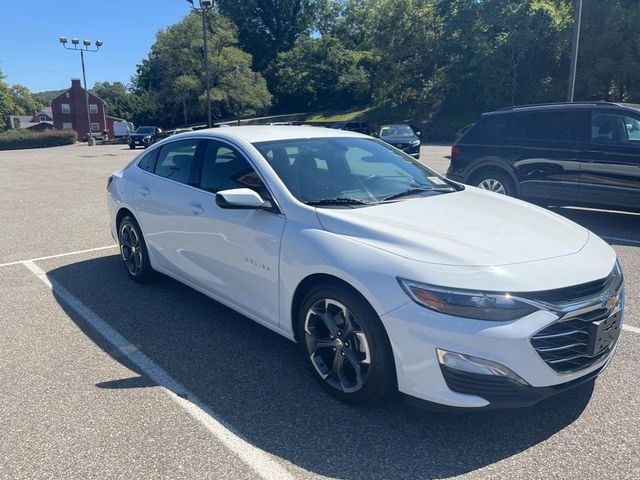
[380,136,417,143]
[315,188,590,267]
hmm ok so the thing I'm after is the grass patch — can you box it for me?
[306,107,374,123]
[0,129,77,150]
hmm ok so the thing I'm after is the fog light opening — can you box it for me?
[436,348,529,386]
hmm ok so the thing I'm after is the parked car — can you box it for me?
[447,101,640,212]
[374,124,421,158]
[128,126,163,149]
[108,126,623,409]
[329,121,369,135]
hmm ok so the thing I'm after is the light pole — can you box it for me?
[187,0,213,128]
[59,36,103,144]
[567,0,583,102]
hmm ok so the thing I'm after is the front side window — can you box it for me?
[253,137,453,205]
[61,104,70,114]
[154,139,200,185]
[592,112,640,144]
[199,141,268,197]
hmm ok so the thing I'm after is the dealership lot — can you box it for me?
[1,143,639,479]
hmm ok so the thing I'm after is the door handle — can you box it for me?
[138,186,150,196]
[188,202,204,215]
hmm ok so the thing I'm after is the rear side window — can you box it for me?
[154,139,200,185]
[510,110,589,143]
[138,149,158,172]
[460,114,513,143]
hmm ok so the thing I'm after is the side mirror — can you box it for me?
[216,188,265,209]
[371,132,379,138]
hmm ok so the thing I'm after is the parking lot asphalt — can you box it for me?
[1,143,638,479]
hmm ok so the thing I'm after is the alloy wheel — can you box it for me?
[304,299,371,393]
[477,178,506,194]
[120,223,143,276]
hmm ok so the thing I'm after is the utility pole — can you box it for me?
[187,0,214,128]
[59,37,103,144]
[567,0,583,102]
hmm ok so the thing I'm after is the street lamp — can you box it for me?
[59,36,103,144]
[567,0,583,102]
[186,0,214,128]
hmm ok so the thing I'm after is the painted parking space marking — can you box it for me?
[0,245,118,268]
[21,260,295,480]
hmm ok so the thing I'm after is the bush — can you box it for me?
[0,129,77,150]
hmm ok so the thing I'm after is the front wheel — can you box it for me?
[118,216,155,283]
[298,285,397,405]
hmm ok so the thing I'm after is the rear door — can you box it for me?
[505,109,589,203]
[133,138,204,274]
[579,110,640,210]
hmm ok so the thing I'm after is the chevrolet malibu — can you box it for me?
[107,126,624,408]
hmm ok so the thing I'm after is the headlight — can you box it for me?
[398,278,538,321]
[411,139,421,146]
[143,136,151,141]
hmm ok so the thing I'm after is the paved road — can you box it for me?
[0,143,638,479]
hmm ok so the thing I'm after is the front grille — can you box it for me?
[530,308,619,373]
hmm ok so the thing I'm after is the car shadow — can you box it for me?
[551,207,640,246]
[48,255,594,480]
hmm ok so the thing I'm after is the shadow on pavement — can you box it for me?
[49,255,593,480]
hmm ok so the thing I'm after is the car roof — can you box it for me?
[380,123,411,128]
[484,101,640,116]
[177,125,366,143]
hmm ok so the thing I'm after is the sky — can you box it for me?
[0,0,191,93]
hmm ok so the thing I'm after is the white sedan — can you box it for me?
[107,126,624,408]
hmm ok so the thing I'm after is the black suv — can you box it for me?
[128,126,163,149]
[447,102,640,212]
[329,121,369,135]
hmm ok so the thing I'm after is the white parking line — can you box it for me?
[0,245,118,268]
[22,260,295,480]
[624,324,640,334]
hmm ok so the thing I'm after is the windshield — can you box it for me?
[253,137,453,206]
[379,125,414,137]
[135,127,155,134]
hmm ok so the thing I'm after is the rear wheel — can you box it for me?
[298,284,396,405]
[472,169,516,197]
[118,215,155,283]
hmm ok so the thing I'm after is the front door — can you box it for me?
[178,139,286,325]
[579,110,640,210]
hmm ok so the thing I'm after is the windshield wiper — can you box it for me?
[305,197,373,206]
[382,186,453,202]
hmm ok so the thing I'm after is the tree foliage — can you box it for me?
[132,10,271,127]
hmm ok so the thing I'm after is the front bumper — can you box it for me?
[381,288,623,409]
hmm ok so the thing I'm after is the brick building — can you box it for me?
[51,79,108,140]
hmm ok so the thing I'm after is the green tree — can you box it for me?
[0,69,17,132]
[272,35,372,111]
[133,10,271,127]
[10,84,43,114]
[217,0,317,71]
[91,82,137,120]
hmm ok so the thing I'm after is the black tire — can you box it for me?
[117,215,155,283]
[472,169,516,197]
[129,144,136,149]
[298,284,397,405]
